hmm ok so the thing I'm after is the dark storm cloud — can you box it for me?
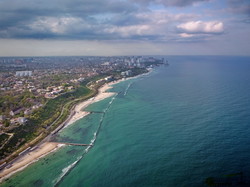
[227,0,250,16]
[0,0,227,42]
[129,0,210,7]
[0,0,136,16]
[0,0,158,40]
[0,0,136,28]
[106,13,146,26]
[0,0,139,39]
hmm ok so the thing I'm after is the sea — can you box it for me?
[1,56,250,187]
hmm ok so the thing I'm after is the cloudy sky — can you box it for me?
[0,0,249,56]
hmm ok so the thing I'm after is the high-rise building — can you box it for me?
[15,71,32,77]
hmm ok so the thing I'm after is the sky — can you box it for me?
[0,0,249,56]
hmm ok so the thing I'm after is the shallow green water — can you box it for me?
[2,56,250,187]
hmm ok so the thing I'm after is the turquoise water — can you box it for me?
[1,56,250,187]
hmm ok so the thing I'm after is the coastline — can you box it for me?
[0,142,63,182]
[63,80,120,128]
[0,78,126,183]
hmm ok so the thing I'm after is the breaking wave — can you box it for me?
[124,82,133,96]
[54,93,118,186]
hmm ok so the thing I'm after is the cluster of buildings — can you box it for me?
[121,70,132,77]
[0,56,164,95]
[0,102,44,128]
[44,85,74,98]
[95,76,115,84]
[0,56,165,130]
[15,71,32,77]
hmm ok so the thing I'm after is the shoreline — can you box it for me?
[0,142,63,182]
[0,78,128,182]
[63,79,122,129]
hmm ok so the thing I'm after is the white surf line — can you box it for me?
[53,70,156,186]
[53,93,118,186]
[124,82,133,96]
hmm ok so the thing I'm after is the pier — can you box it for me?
[51,142,92,147]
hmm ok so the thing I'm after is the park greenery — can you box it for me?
[0,82,94,161]
[0,68,148,163]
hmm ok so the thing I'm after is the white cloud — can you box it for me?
[104,25,153,37]
[179,33,194,38]
[104,12,198,40]
[177,21,224,34]
[29,17,88,34]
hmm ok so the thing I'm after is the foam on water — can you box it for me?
[2,56,250,187]
[53,93,118,186]
[53,160,78,186]
[124,82,133,96]
[89,132,97,146]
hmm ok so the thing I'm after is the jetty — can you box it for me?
[51,142,92,147]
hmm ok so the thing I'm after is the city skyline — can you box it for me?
[0,0,249,56]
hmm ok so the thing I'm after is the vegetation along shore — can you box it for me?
[0,56,166,182]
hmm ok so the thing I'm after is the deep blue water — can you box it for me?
[1,56,250,187]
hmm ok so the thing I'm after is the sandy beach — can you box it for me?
[0,142,62,182]
[0,79,124,182]
[65,80,119,127]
